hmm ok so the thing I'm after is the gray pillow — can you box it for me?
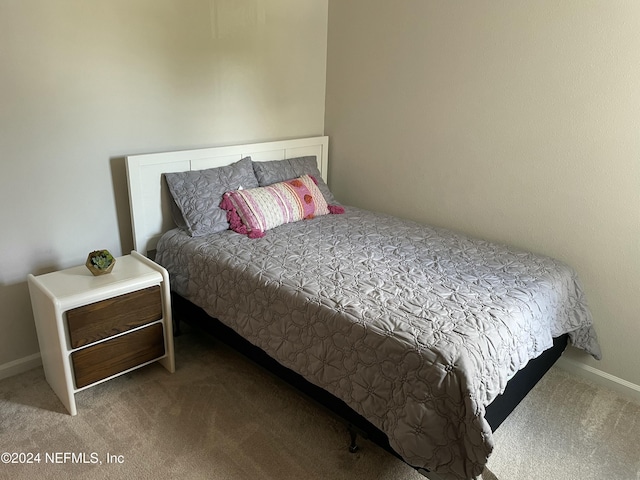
[252,156,339,206]
[164,156,259,237]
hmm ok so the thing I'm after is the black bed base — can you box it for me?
[172,293,568,468]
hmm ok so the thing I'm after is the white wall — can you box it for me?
[326,1,640,387]
[0,0,328,370]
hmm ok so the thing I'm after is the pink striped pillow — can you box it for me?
[220,175,341,238]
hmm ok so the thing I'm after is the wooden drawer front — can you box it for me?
[67,286,162,348]
[71,323,165,388]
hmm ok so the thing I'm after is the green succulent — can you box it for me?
[90,250,114,269]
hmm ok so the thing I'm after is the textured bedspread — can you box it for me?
[156,207,600,479]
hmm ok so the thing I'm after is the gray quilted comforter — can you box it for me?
[156,207,601,480]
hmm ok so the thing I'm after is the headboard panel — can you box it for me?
[125,136,329,256]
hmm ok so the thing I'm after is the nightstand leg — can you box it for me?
[44,373,77,416]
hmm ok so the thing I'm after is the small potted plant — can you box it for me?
[86,250,116,276]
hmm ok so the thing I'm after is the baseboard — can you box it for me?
[556,357,640,404]
[0,353,42,381]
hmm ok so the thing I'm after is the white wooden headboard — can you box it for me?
[125,136,329,256]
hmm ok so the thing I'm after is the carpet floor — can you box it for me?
[485,362,640,479]
[1,325,638,480]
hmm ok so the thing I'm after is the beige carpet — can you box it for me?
[0,326,638,480]
[485,364,640,479]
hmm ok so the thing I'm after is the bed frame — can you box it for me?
[125,136,568,476]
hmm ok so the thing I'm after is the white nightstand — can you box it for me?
[27,251,175,415]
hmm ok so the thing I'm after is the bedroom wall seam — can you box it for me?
[556,357,640,404]
[0,353,42,381]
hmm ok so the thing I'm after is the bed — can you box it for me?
[125,136,601,480]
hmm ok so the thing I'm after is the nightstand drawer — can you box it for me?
[67,286,162,348]
[71,323,165,388]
